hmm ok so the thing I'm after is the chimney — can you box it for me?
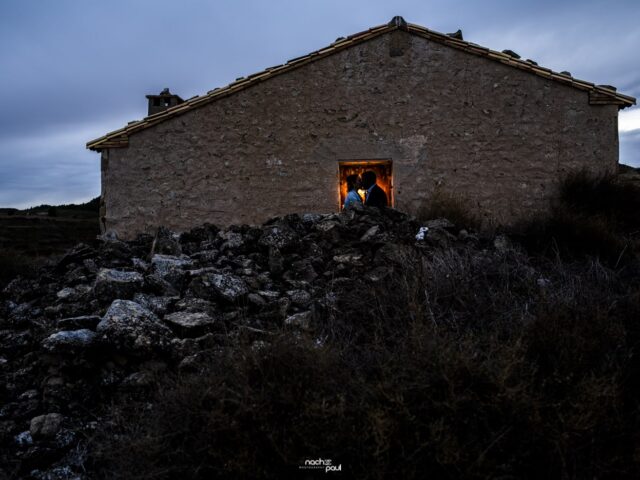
[388,15,408,30]
[145,88,184,116]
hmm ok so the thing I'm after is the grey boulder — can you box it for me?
[97,300,173,355]
[163,311,216,336]
[259,224,300,251]
[30,413,64,439]
[133,293,176,316]
[287,289,312,307]
[41,329,96,353]
[190,273,248,303]
[93,268,144,304]
[150,254,193,288]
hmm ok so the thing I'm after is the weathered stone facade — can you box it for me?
[91,21,633,239]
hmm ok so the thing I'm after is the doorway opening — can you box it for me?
[338,160,393,209]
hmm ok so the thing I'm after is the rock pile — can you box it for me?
[0,206,480,478]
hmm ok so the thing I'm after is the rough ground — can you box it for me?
[1,203,638,479]
[0,206,448,478]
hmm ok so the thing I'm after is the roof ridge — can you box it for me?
[87,18,636,151]
[405,22,636,102]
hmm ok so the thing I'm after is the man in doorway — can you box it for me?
[361,171,388,208]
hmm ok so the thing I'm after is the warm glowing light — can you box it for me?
[338,160,393,210]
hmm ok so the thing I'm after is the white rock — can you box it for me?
[415,227,429,241]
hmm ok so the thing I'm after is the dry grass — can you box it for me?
[88,244,640,479]
[81,173,640,478]
[416,189,481,230]
[511,171,640,265]
[0,249,46,290]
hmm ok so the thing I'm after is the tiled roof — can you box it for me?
[87,16,636,151]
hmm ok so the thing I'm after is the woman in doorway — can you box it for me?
[343,174,363,209]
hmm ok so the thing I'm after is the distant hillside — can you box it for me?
[619,163,640,185]
[19,196,100,219]
[619,163,639,172]
[0,197,100,286]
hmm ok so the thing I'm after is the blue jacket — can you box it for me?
[343,190,363,209]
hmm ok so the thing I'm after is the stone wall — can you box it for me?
[101,31,619,238]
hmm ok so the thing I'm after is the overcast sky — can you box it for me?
[1,0,638,208]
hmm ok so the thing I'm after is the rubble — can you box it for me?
[163,311,217,337]
[0,206,488,476]
[92,268,143,304]
[29,414,64,440]
[284,311,313,330]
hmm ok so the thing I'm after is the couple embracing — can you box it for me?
[343,171,388,209]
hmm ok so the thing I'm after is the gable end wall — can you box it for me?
[102,31,619,238]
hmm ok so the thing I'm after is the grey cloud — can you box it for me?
[621,129,640,167]
[0,151,99,209]
[0,0,638,207]
[0,122,110,208]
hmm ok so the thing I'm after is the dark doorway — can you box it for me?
[338,160,393,208]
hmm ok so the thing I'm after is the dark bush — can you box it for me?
[68,174,640,478]
[559,170,640,232]
[510,171,640,265]
[0,249,43,289]
[88,250,640,479]
[417,189,481,230]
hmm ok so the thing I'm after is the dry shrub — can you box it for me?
[559,170,640,232]
[516,208,630,265]
[511,171,640,265]
[417,189,480,230]
[88,246,640,479]
[84,172,640,478]
[89,338,359,479]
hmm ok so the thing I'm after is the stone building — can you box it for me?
[87,16,635,239]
